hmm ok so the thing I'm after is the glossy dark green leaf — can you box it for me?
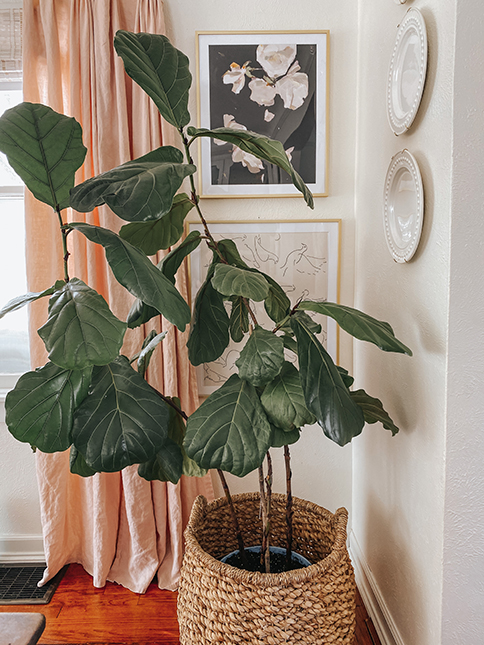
[187,261,230,366]
[188,126,313,208]
[212,264,269,301]
[298,301,412,355]
[235,327,284,387]
[114,31,191,128]
[271,426,301,448]
[69,445,97,477]
[0,280,65,320]
[184,374,272,477]
[72,356,170,472]
[0,102,86,209]
[138,437,183,484]
[137,331,167,378]
[282,334,298,354]
[337,366,355,388]
[229,297,249,343]
[291,317,365,446]
[350,389,399,436]
[126,299,160,329]
[70,222,191,331]
[261,361,316,430]
[159,230,202,284]
[118,193,194,254]
[70,146,195,222]
[5,362,92,452]
[37,278,127,370]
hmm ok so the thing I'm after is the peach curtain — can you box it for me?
[23,0,213,593]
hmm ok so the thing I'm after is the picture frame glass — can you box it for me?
[188,220,340,395]
[197,32,329,199]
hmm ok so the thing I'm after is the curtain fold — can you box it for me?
[23,0,213,593]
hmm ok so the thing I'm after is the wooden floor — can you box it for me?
[0,564,381,645]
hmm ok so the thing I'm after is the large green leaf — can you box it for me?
[70,222,191,331]
[72,356,170,472]
[159,230,202,284]
[271,426,301,448]
[229,296,249,343]
[138,437,183,484]
[291,317,365,446]
[0,280,65,320]
[235,326,284,387]
[350,389,399,436]
[186,260,230,366]
[38,278,127,370]
[5,362,92,452]
[298,301,412,355]
[261,361,316,430]
[114,31,191,129]
[69,446,97,477]
[188,126,313,208]
[119,193,194,254]
[0,102,86,209]
[126,299,159,329]
[70,146,195,222]
[211,264,269,301]
[184,374,272,477]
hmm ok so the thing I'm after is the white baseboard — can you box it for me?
[349,531,405,645]
[0,535,45,563]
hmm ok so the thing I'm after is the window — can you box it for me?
[0,4,29,390]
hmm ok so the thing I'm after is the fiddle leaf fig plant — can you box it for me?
[0,30,412,574]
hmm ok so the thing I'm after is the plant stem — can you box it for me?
[284,444,294,570]
[217,469,247,568]
[56,208,70,282]
[265,451,272,573]
[258,462,269,572]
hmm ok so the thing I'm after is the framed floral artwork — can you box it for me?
[196,31,329,199]
[188,219,340,395]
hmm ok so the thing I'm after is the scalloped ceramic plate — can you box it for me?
[387,8,428,135]
[383,150,424,263]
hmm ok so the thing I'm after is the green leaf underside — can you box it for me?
[137,330,167,378]
[119,193,194,254]
[261,361,316,430]
[187,260,230,366]
[5,362,92,452]
[114,31,191,129]
[184,374,272,477]
[138,437,183,484]
[337,365,355,388]
[70,222,190,331]
[212,264,269,302]
[38,278,127,370]
[126,298,160,329]
[235,327,285,387]
[350,389,399,436]
[271,426,301,448]
[70,146,195,222]
[69,445,97,477]
[0,102,87,209]
[298,301,412,355]
[187,126,313,208]
[291,317,365,446]
[159,230,202,285]
[0,280,65,320]
[72,356,170,472]
[229,297,249,343]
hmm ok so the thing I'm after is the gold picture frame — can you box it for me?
[187,219,340,395]
[196,31,330,200]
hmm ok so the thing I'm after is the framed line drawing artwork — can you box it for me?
[188,220,340,395]
[196,31,329,200]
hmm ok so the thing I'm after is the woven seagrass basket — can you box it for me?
[177,492,356,644]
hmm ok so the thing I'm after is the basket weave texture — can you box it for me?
[177,492,356,644]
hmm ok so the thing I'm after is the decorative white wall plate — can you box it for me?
[383,150,424,263]
[387,8,428,135]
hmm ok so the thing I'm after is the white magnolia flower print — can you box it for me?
[213,115,264,174]
[256,44,296,79]
[248,77,277,107]
[274,61,309,110]
[223,62,249,94]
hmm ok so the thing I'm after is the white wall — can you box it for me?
[165,0,360,512]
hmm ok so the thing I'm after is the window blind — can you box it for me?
[0,7,22,82]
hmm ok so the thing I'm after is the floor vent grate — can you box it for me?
[0,564,66,605]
